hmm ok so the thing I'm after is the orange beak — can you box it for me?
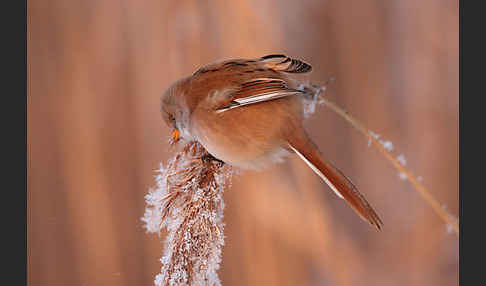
[172,129,180,141]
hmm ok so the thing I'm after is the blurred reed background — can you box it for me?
[27,0,458,285]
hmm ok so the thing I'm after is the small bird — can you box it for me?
[160,54,383,230]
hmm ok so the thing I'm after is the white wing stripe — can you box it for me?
[234,91,300,104]
[216,91,301,113]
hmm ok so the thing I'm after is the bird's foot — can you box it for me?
[201,153,225,167]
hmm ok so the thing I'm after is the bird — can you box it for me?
[160,54,383,230]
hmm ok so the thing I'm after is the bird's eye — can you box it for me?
[169,114,175,122]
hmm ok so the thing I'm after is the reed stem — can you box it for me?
[321,96,459,236]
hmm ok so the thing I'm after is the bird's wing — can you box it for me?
[215,77,303,113]
[194,54,312,76]
[258,54,312,73]
[191,54,312,112]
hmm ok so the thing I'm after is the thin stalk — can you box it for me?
[321,96,459,236]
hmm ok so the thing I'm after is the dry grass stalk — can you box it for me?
[142,142,233,286]
[319,91,459,236]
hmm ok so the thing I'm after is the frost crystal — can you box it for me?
[380,140,394,152]
[367,130,381,147]
[142,142,233,286]
[396,154,407,166]
[367,130,395,152]
[368,130,381,140]
[297,82,327,118]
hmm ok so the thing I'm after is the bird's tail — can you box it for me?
[287,133,383,230]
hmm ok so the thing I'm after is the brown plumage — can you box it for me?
[161,54,383,230]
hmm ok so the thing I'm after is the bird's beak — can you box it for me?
[172,128,180,142]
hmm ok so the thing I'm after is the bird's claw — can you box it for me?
[201,153,225,167]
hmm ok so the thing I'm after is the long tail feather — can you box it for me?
[288,135,383,230]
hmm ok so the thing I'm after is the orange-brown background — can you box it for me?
[28,1,458,285]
